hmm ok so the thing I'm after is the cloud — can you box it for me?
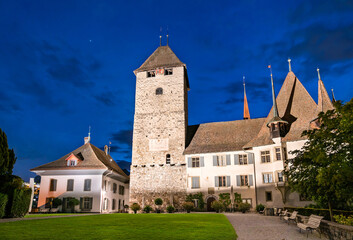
[94,91,116,106]
[110,129,133,147]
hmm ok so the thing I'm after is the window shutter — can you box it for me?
[213,156,217,166]
[249,175,253,186]
[54,179,57,191]
[192,177,195,188]
[215,176,219,187]
[275,172,278,182]
[226,176,231,187]
[80,198,83,210]
[234,154,239,165]
[226,155,231,165]
[248,153,254,164]
[269,174,273,183]
[236,175,241,186]
[187,157,192,167]
[89,198,93,210]
[200,157,204,167]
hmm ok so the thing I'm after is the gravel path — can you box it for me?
[225,213,326,240]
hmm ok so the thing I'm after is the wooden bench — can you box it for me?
[297,214,324,238]
[284,211,298,225]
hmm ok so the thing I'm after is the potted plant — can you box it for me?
[68,198,80,213]
[211,200,226,213]
[143,205,152,213]
[154,198,163,213]
[238,202,251,213]
[166,205,175,213]
[256,204,265,213]
[130,203,141,214]
[183,202,194,213]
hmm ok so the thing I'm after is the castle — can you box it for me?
[129,43,334,210]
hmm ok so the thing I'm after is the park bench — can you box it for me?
[297,214,324,238]
[284,211,298,225]
[279,210,288,220]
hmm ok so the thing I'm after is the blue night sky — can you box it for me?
[0,0,352,181]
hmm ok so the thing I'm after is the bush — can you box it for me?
[334,214,353,226]
[256,204,265,212]
[68,198,79,213]
[0,193,8,218]
[238,202,251,213]
[167,205,175,213]
[52,198,62,208]
[284,207,353,221]
[183,202,194,213]
[186,193,205,210]
[154,198,163,206]
[130,203,141,214]
[211,201,225,213]
[10,187,32,217]
[219,193,231,210]
[143,205,152,213]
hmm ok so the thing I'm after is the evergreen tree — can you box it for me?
[0,129,17,175]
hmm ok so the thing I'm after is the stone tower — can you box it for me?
[129,45,189,209]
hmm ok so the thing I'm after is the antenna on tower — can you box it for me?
[108,141,111,155]
[166,26,169,46]
[159,27,162,46]
[288,58,292,72]
[88,126,91,138]
[317,68,321,81]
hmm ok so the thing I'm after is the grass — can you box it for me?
[0,213,237,240]
[24,213,82,218]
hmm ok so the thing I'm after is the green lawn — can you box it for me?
[24,213,80,218]
[0,213,237,240]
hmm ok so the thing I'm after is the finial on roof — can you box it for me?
[166,26,169,46]
[84,126,91,144]
[288,58,292,72]
[268,65,279,118]
[317,68,321,81]
[159,26,162,46]
[331,88,336,103]
[243,76,250,120]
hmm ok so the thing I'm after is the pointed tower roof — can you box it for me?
[134,46,185,74]
[331,89,336,103]
[317,68,334,113]
[243,78,250,119]
[244,71,318,148]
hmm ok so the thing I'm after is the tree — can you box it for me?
[130,203,141,214]
[0,129,17,176]
[285,99,353,221]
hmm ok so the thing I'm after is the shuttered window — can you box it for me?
[277,172,284,182]
[112,199,116,210]
[216,176,230,187]
[113,183,117,193]
[191,177,200,189]
[240,175,248,186]
[239,155,248,165]
[84,179,91,191]
[263,173,273,183]
[192,157,200,167]
[67,179,74,191]
[119,185,125,195]
[213,155,230,166]
[49,179,57,191]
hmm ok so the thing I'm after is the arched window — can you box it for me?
[156,88,163,95]
[166,154,171,164]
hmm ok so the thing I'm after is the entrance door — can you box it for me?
[207,197,216,211]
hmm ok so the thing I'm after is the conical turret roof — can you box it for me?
[318,79,334,113]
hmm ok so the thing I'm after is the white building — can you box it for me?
[31,137,129,213]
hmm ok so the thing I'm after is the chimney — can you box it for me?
[104,145,108,155]
[84,136,90,144]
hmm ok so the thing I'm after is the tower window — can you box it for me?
[147,70,156,78]
[166,154,171,164]
[164,68,173,75]
[156,88,163,95]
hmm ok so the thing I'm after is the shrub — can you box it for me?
[334,214,353,226]
[219,193,231,210]
[154,198,163,206]
[130,203,141,214]
[238,202,251,213]
[183,202,194,213]
[211,201,226,213]
[167,205,175,213]
[284,207,353,221]
[256,204,265,212]
[0,193,8,218]
[143,205,152,213]
[186,193,205,209]
[10,187,32,217]
[68,198,79,213]
[52,198,62,208]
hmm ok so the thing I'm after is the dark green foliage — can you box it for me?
[182,202,194,213]
[211,201,225,213]
[0,128,17,176]
[238,203,251,213]
[234,193,242,204]
[285,99,353,221]
[185,193,205,209]
[52,198,62,208]
[130,203,141,214]
[255,204,265,212]
[0,193,8,218]
[166,205,175,213]
[154,198,163,206]
[10,188,32,218]
[284,207,353,221]
[219,193,231,210]
[143,205,152,213]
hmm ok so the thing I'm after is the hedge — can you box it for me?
[10,188,32,218]
[0,193,8,218]
[284,207,353,221]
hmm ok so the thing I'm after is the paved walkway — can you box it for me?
[0,213,99,223]
[225,213,326,240]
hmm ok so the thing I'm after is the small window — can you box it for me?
[239,154,248,165]
[156,88,163,95]
[119,185,125,195]
[218,176,227,187]
[104,180,107,191]
[67,179,74,191]
[266,191,272,202]
[113,183,117,193]
[103,198,109,210]
[192,157,200,168]
[166,154,171,164]
[118,199,121,210]
[147,70,155,78]
[70,160,76,166]
[242,198,252,206]
[240,175,248,186]
[191,177,200,189]
[49,179,57,191]
[263,173,273,183]
[83,197,92,210]
[275,148,282,161]
[84,179,91,191]
[217,156,227,166]
[277,172,284,182]
[261,151,271,163]
[164,68,173,75]
[112,199,116,210]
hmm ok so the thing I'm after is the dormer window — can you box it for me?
[65,153,81,166]
[147,70,156,78]
[164,68,173,75]
[69,160,76,166]
[156,88,163,95]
